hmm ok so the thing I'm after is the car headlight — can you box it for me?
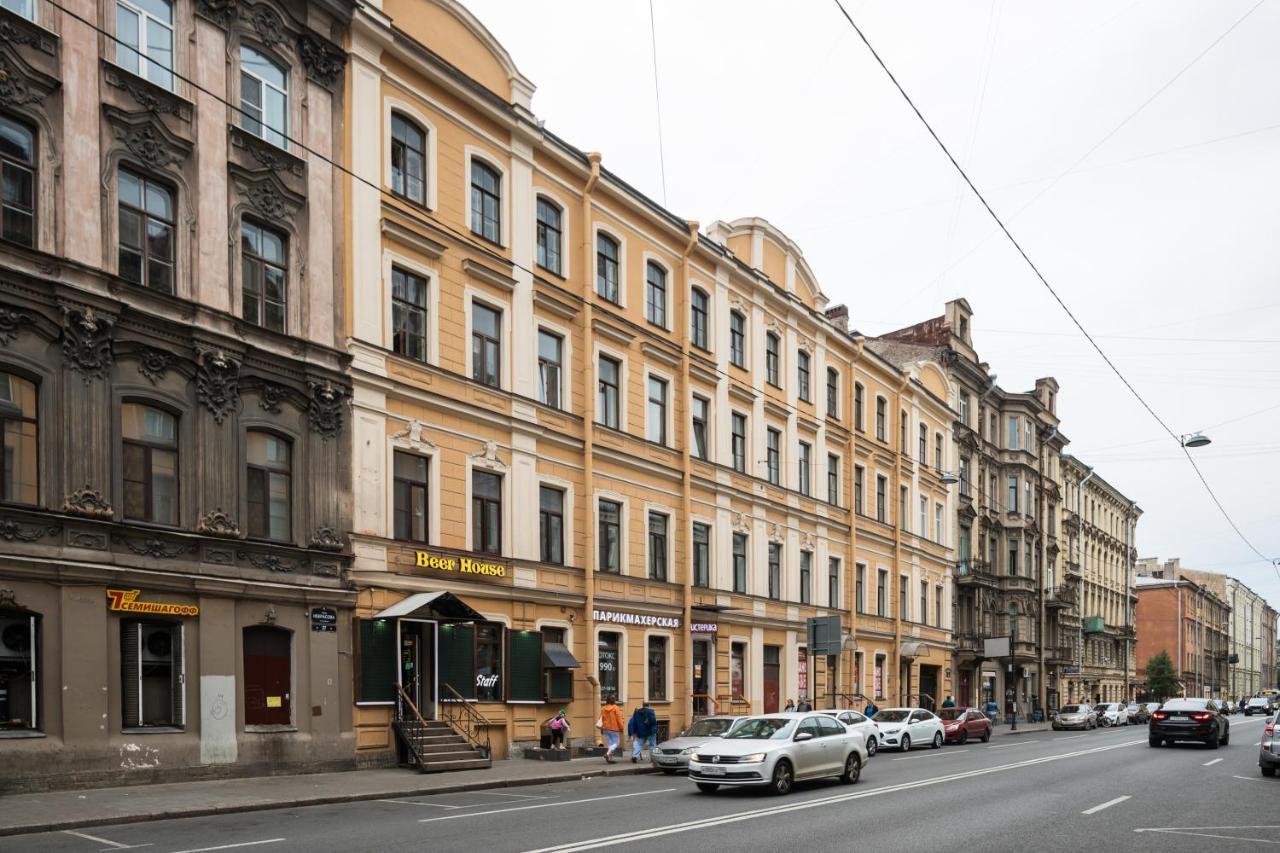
[680,747,696,755]
[739,753,767,763]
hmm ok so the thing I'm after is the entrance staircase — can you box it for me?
[394,685,492,773]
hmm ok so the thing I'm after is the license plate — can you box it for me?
[701,765,725,776]
[657,757,676,764]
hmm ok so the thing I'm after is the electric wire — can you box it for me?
[647,0,669,206]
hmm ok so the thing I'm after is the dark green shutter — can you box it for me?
[508,631,542,702]
[121,621,140,727]
[438,624,475,700]
[357,619,397,703]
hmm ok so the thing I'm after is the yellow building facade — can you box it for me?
[341,0,956,765]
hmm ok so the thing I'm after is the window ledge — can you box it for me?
[245,724,298,734]
[0,730,45,739]
[121,726,185,735]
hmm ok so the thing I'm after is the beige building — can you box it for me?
[340,0,956,768]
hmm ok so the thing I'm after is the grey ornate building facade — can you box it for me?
[0,0,356,790]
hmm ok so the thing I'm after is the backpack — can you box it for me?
[549,717,564,730]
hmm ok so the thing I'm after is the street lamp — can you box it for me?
[939,472,960,485]
[1180,432,1211,448]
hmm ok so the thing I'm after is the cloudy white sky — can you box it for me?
[466,0,1280,604]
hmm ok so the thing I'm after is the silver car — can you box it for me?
[1052,703,1097,731]
[818,709,880,756]
[651,716,744,774]
[687,712,867,795]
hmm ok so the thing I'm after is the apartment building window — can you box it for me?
[732,533,748,593]
[690,287,708,349]
[768,542,781,600]
[119,169,175,294]
[596,233,620,302]
[827,453,839,505]
[393,451,429,543]
[0,115,34,247]
[691,396,709,460]
[920,581,927,626]
[538,485,563,564]
[876,569,887,616]
[900,486,908,531]
[1048,502,1056,536]
[391,266,428,362]
[875,475,886,522]
[766,428,780,485]
[646,376,668,445]
[598,356,620,429]
[1,0,33,21]
[598,499,621,573]
[471,302,501,388]
[648,512,668,581]
[729,311,745,367]
[1008,416,1019,450]
[799,550,812,605]
[875,397,886,441]
[959,392,970,426]
[730,412,747,472]
[692,523,710,587]
[935,586,943,628]
[1008,539,1019,576]
[246,431,290,542]
[469,160,501,243]
[829,558,840,608]
[1025,480,1032,516]
[919,496,927,537]
[765,333,780,386]
[918,423,927,464]
[899,575,909,620]
[797,351,811,402]
[797,441,811,496]
[959,527,971,567]
[854,465,864,515]
[854,383,864,430]
[471,470,502,555]
[1025,420,1033,452]
[0,371,36,504]
[645,261,667,328]
[122,403,178,525]
[240,218,286,331]
[390,113,426,205]
[935,503,943,544]
[900,410,908,452]
[537,330,562,409]
[959,456,971,497]
[826,368,839,418]
[535,197,562,274]
[116,0,174,90]
[935,433,943,470]
[856,564,866,613]
[1026,541,1033,578]
[647,636,669,701]
[1008,475,1018,512]
[239,46,288,148]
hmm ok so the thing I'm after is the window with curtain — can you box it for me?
[0,371,38,504]
[598,499,621,573]
[240,218,287,332]
[391,266,427,362]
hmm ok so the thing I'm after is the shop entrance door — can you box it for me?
[919,665,939,711]
[762,645,780,713]
[399,620,436,719]
[692,638,712,716]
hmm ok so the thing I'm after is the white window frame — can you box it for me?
[385,433,441,545]
[383,99,439,210]
[642,252,672,330]
[463,146,509,247]
[643,503,676,582]
[643,629,674,703]
[690,392,712,460]
[536,319,573,412]
[537,473,575,565]
[644,366,674,447]
[465,454,510,557]
[594,489,628,575]
[115,0,175,89]
[239,44,289,150]
[383,249,440,367]
[594,343,629,431]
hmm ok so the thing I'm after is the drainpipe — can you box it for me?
[1037,426,1057,715]
[1076,465,1095,698]
[679,219,698,723]
[581,153,601,726]
[848,335,864,700]
[893,371,909,705]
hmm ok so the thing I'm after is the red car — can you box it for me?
[939,707,992,744]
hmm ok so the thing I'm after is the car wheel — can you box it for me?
[770,760,794,795]
[866,736,878,757]
[932,731,943,749]
[1206,730,1220,750]
[899,734,911,753]
[981,727,991,743]
[840,753,861,784]
[696,783,720,793]
[1263,765,1277,777]
[1148,736,1162,747]
[958,730,968,745]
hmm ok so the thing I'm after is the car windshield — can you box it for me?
[937,709,964,721]
[1162,699,1208,711]
[683,719,734,738]
[1059,705,1087,714]
[723,718,795,740]
[1126,704,1140,710]
[1249,698,1269,705]
[873,710,910,723]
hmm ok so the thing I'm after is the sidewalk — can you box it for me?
[0,758,655,837]
[993,721,1051,735]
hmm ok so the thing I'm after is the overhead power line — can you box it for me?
[830,0,1275,566]
[647,0,669,206]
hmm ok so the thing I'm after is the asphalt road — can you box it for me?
[9,716,1277,853]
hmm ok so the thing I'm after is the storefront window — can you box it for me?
[121,619,183,728]
[0,607,38,730]
[243,625,291,726]
[475,623,503,702]
[647,636,667,701]
[874,654,885,699]
[598,631,621,699]
[730,641,745,698]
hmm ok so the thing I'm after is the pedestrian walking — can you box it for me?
[784,699,796,712]
[864,700,879,717]
[983,698,999,723]
[796,698,813,712]
[598,695,624,763]
[941,695,955,708]
[629,700,658,763]
[547,709,570,750]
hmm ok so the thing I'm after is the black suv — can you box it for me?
[1150,698,1230,749]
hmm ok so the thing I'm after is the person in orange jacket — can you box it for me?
[599,694,625,763]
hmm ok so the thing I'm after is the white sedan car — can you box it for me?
[687,712,868,795]
[818,709,880,756]
[872,707,945,751]
[1094,702,1130,727]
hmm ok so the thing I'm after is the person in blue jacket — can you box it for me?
[629,700,658,763]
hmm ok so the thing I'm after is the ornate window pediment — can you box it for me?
[104,106,194,171]
[0,43,60,108]
[229,163,304,225]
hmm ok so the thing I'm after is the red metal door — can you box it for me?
[244,627,291,726]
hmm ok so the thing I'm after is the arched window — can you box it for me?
[595,233,619,303]
[0,370,37,504]
[246,431,291,541]
[0,114,36,247]
[390,113,426,204]
[689,287,708,349]
[241,218,287,332]
[535,197,562,275]
[118,168,175,293]
[122,402,178,525]
[645,261,667,328]
[469,159,501,243]
[244,625,292,726]
[115,0,174,90]
[239,45,288,149]
[0,605,40,730]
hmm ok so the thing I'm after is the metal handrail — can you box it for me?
[715,693,751,713]
[834,692,871,709]
[438,682,493,757]
[691,693,718,717]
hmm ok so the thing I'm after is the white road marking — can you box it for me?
[522,738,1147,852]
[61,831,152,850]
[420,789,675,823]
[1135,826,1280,844]
[377,798,461,809]
[1082,795,1130,815]
[165,842,284,853]
[891,749,968,761]
[1055,734,1088,741]
[466,791,551,800]
[987,740,1039,749]
[1203,758,1224,766]
[1232,775,1264,782]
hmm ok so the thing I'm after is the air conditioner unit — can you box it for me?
[141,625,173,662]
[0,616,31,660]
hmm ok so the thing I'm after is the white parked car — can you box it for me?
[1094,702,1130,727]
[872,707,945,751]
[817,709,880,756]
[687,712,868,795]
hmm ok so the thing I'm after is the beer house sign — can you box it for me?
[413,551,506,578]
